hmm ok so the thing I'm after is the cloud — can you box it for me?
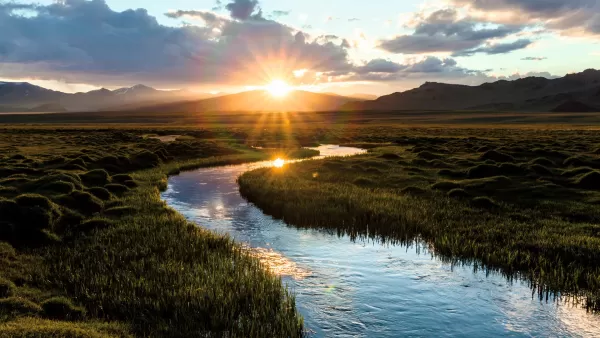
[448,0,600,36]
[378,9,526,55]
[336,56,486,82]
[348,18,360,22]
[355,59,407,74]
[225,0,260,20]
[0,0,492,88]
[521,56,547,61]
[271,10,290,18]
[453,39,533,57]
[0,0,357,87]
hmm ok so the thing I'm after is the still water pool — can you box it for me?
[161,145,600,337]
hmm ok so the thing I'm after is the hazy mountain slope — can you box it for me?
[0,82,205,112]
[0,82,66,111]
[342,69,600,112]
[132,90,359,112]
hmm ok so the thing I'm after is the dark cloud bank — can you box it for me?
[0,0,571,88]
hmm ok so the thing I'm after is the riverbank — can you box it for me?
[238,131,600,312]
[0,129,304,337]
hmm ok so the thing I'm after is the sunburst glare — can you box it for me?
[273,158,285,167]
[265,80,292,97]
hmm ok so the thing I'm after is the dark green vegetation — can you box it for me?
[0,129,304,337]
[239,129,600,312]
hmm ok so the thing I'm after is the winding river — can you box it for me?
[161,145,600,337]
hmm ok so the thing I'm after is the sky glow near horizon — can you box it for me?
[0,0,599,95]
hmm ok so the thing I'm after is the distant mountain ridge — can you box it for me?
[342,69,600,112]
[2,69,600,113]
[131,90,360,112]
[0,82,207,112]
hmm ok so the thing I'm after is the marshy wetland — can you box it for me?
[0,128,303,337]
[1,121,600,337]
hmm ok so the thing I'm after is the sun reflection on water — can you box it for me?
[273,158,285,168]
[244,246,311,279]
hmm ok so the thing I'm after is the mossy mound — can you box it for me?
[58,191,103,215]
[531,157,556,167]
[448,188,470,199]
[0,297,42,316]
[576,171,600,190]
[131,151,161,169]
[498,163,528,176]
[562,167,594,178]
[438,169,466,178]
[0,242,16,260]
[84,187,112,201]
[111,174,134,184]
[32,174,83,190]
[467,164,501,178]
[0,278,16,298]
[38,181,75,194]
[76,219,114,234]
[79,170,110,186]
[378,153,401,160]
[104,184,130,195]
[0,317,132,337]
[400,186,428,196]
[431,181,461,191]
[563,156,591,168]
[2,195,63,234]
[471,196,498,209]
[9,154,27,160]
[417,151,441,160]
[104,206,135,217]
[353,177,376,186]
[63,158,87,169]
[481,150,514,163]
[530,164,554,176]
[41,297,85,321]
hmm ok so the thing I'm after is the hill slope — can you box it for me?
[132,90,359,112]
[342,69,600,112]
[0,82,206,112]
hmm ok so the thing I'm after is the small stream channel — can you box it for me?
[161,145,600,337]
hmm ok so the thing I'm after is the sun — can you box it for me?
[265,80,291,98]
[273,158,285,168]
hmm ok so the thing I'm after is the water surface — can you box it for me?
[161,145,600,337]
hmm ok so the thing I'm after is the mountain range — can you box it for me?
[1,69,599,113]
[130,90,361,113]
[342,69,600,112]
[0,83,208,112]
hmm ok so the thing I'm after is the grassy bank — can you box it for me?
[238,131,600,311]
[0,129,304,337]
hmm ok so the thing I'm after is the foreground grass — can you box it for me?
[0,129,303,337]
[239,133,600,311]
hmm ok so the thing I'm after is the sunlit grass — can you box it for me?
[239,133,600,312]
[0,129,305,337]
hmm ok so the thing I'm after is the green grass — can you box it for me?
[239,134,600,312]
[4,122,600,334]
[0,129,305,337]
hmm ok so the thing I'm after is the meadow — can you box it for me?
[0,128,304,337]
[2,111,600,336]
[239,127,600,312]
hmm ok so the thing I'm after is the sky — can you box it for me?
[0,0,599,95]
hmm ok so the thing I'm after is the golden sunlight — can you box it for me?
[273,158,285,168]
[265,80,291,97]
